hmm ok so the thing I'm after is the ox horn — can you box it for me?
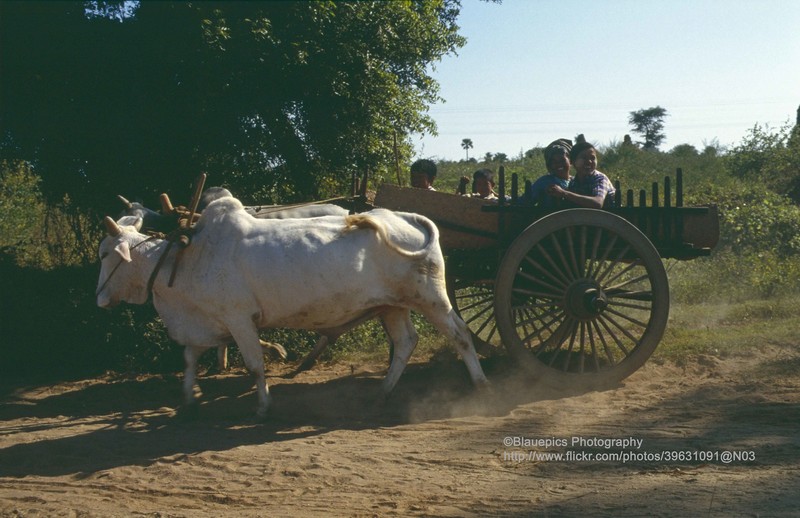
[104,216,122,237]
[117,195,133,209]
[159,193,175,214]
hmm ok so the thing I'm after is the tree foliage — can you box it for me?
[628,106,668,150]
[0,161,43,254]
[0,1,465,210]
[726,122,800,203]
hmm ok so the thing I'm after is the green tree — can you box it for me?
[727,122,800,203]
[461,138,474,160]
[628,106,668,150]
[0,1,466,210]
[0,161,43,255]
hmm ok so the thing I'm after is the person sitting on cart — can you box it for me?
[410,159,438,190]
[520,138,573,209]
[456,168,502,201]
[548,141,616,209]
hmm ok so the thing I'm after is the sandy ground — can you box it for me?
[1,342,798,517]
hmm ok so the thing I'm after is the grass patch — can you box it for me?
[656,295,800,362]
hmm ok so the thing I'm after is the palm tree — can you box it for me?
[461,138,474,160]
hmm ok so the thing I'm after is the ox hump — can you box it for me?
[343,212,436,259]
[195,196,248,229]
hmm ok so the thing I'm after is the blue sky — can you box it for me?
[414,0,800,160]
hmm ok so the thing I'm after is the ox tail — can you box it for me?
[343,213,438,259]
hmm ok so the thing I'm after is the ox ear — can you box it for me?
[114,241,132,263]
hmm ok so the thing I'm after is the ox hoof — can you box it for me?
[473,378,493,396]
[474,378,491,390]
[253,407,270,423]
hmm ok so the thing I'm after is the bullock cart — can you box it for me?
[374,168,719,390]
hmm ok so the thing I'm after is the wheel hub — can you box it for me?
[565,279,608,320]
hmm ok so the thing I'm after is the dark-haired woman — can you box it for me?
[548,141,615,209]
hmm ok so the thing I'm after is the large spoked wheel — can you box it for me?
[494,209,669,390]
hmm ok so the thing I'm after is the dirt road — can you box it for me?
[1,343,798,517]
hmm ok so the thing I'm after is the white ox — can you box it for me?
[97,197,488,418]
[117,189,350,371]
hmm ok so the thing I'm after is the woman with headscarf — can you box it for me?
[522,138,573,208]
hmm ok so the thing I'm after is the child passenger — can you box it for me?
[523,138,573,208]
[410,159,437,190]
[456,168,500,200]
[548,141,616,209]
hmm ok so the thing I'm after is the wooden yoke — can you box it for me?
[183,173,206,228]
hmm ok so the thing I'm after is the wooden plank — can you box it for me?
[681,205,720,249]
[374,184,499,250]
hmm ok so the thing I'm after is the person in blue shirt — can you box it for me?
[522,138,573,209]
[549,141,616,208]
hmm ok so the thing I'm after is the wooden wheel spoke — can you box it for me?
[596,314,631,356]
[586,320,600,371]
[523,255,568,290]
[516,269,565,296]
[522,311,567,350]
[601,260,645,289]
[513,305,563,330]
[607,299,652,312]
[535,243,572,286]
[457,294,495,313]
[585,227,605,278]
[511,286,561,301]
[463,302,495,326]
[604,306,649,329]
[565,227,581,279]
[607,289,654,302]
[512,299,564,311]
[559,320,580,369]
[473,309,497,336]
[598,313,641,350]
[591,318,617,366]
[484,322,498,342]
[595,244,632,285]
[517,308,548,349]
[577,321,588,373]
[587,232,618,279]
[578,226,589,278]
[550,233,576,281]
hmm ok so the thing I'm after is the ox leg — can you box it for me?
[423,308,488,388]
[216,345,228,371]
[381,309,418,394]
[289,334,338,377]
[228,321,271,418]
[183,345,203,408]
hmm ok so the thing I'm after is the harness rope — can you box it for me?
[95,235,157,298]
[97,227,195,301]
